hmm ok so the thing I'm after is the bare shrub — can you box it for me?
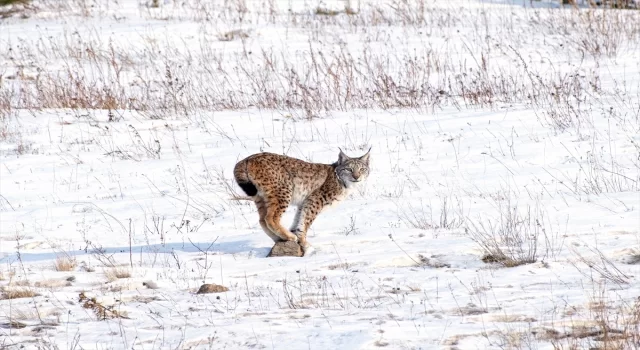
[545,142,639,197]
[398,196,464,231]
[577,151,639,195]
[570,245,630,285]
[465,200,558,267]
[574,9,628,57]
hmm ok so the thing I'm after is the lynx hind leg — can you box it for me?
[264,192,298,243]
[255,197,282,242]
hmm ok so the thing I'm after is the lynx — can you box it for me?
[233,148,371,252]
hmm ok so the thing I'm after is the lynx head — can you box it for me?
[335,147,371,187]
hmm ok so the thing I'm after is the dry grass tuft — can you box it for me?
[481,253,530,268]
[466,200,560,268]
[535,290,640,349]
[0,0,32,19]
[315,7,342,16]
[1,287,39,300]
[8,306,61,321]
[625,254,640,265]
[54,255,77,271]
[12,279,30,286]
[418,254,451,268]
[79,292,129,320]
[0,0,29,5]
[217,29,250,41]
[34,279,73,289]
[105,267,131,281]
[373,340,389,347]
[196,283,229,294]
[326,262,351,270]
[0,269,15,281]
[0,320,27,329]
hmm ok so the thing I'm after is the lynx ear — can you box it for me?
[338,148,350,164]
[359,147,371,165]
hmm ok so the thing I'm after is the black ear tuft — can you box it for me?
[359,147,371,165]
[338,148,349,164]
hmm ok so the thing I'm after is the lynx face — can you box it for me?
[336,149,371,187]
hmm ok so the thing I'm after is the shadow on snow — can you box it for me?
[2,239,270,263]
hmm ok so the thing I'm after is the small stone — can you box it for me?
[196,283,229,294]
[66,276,76,282]
[142,281,159,289]
[267,240,304,257]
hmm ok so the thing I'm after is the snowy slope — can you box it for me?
[1,0,639,349]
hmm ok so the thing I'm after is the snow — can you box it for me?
[1,0,639,349]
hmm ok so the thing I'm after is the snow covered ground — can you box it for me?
[1,0,639,349]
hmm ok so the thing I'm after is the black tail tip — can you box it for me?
[237,181,258,197]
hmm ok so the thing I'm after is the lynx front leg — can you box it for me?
[294,192,330,249]
[290,208,309,248]
[255,197,282,242]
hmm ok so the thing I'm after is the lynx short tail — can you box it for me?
[233,159,258,196]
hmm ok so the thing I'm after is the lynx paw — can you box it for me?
[301,245,315,256]
[289,229,303,243]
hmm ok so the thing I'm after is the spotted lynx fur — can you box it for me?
[233,148,371,251]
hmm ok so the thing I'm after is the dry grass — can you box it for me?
[104,267,131,281]
[417,254,450,269]
[0,0,28,8]
[326,262,351,270]
[465,200,557,268]
[626,254,640,264]
[373,339,389,347]
[34,279,73,289]
[217,29,250,41]
[8,279,30,286]
[0,269,15,282]
[2,4,637,121]
[570,246,630,285]
[54,255,77,272]
[1,287,39,300]
[7,306,61,321]
[531,282,640,349]
[398,197,464,231]
[79,292,129,320]
[0,0,32,19]
[314,7,342,16]
[0,0,29,5]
